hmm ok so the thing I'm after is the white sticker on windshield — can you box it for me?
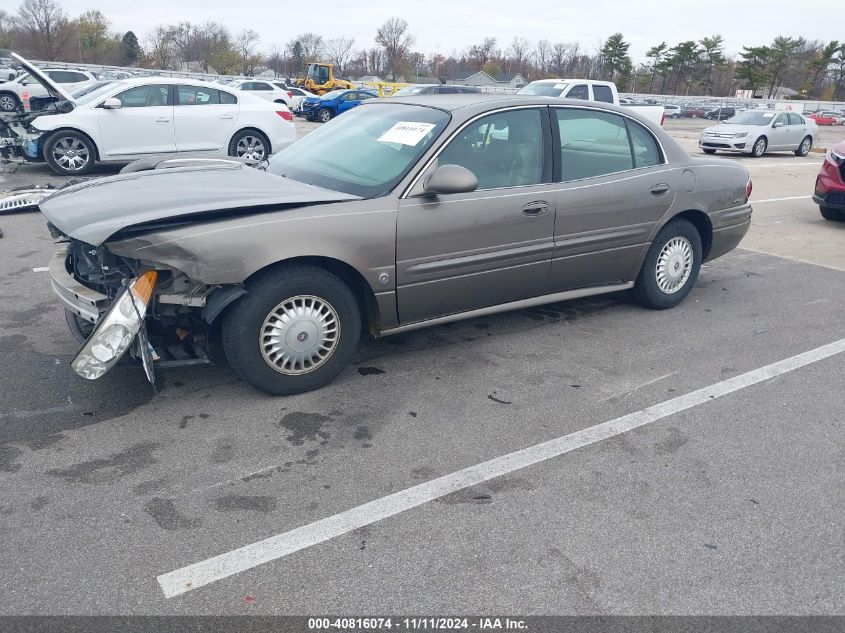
[763,112,775,118]
[554,83,569,89]
[378,121,437,146]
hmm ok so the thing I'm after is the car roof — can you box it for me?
[106,76,237,88]
[380,93,639,114]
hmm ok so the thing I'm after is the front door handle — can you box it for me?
[522,201,550,217]
[155,117,171,123]
[219,114,234,119]
[650,184,670,196]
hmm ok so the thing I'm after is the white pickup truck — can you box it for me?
[517,79,665,126]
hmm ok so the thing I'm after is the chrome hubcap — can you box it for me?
[236,136,266,160]
[800,139,810,153]
[754,140,765,155]
[319,110,331,122]
[259,295,340,375]
[0,95,15,110]
[52,137,90,171]
[655,236,693,294]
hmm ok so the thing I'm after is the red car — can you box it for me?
[814,141,845,221]
[808,113,838,126]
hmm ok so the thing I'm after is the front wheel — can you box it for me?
[317,108,333,123]
[794,136,812,157]
[228,129,270,161]
[633,219,702,310]
[221,265,361,395]
[820,206,845,222]
[43,130,96,175]
[751,137,767,158]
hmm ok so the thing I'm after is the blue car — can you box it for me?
[301,89,378,123]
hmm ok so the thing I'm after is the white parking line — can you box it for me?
[752,196,812,204]
[746,162,821,168]
[157,337,845,598]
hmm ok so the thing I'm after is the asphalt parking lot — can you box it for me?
[0,118,843,615]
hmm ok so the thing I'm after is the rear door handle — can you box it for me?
[155,117,171,123]
[650,184,670,196]
[219,114,234,119]
[522,201,550,217]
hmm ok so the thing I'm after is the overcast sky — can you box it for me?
[59,0,844,62]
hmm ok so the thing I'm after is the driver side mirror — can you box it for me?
[100,97,122,110]
[773,120,784,128]
[423,164,478,195]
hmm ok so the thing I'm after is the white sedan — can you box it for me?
[24,66,296,176]
[227,79,294,109]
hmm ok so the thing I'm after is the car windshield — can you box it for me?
[320,90,347,100]
[393,86,433,96]
[726,111,777,126]
[71,81,112,98]
[268,103,450,198]
[516,82,566,96]
[74,81,124,105]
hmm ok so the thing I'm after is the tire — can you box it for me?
[750,136,767,158]
[43,130,96,176]
[228,129,270,161]
[633,219,702,310]
[819,206,845,222]
[794,136,812,157]
[702,148,717,154]
[221,264,362,395]
[317,108,333,123]
[65,309,95,344]
[0,91,19,112]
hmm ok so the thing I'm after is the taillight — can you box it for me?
[746,178,752,200]
[287,91,293,99]
[276,110,292,121]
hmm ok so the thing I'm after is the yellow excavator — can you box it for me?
[295,63,354,95]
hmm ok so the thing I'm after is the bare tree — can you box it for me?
[507,36,532,75]
[535,39,551,76]
[297,32,324,62]
[15,0,70,60]
[324,36,355,76]
[235,28,261,75]
[145,25,174,69]
[375,17,415,80]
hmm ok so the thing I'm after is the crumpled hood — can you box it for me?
[39,162,360,245]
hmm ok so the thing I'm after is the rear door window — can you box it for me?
[593,85,614,103]
[626,119,663,168]
[177,85,220,105]
[788,113,804,125]
[219,90,237,104]
[555,108,634,181]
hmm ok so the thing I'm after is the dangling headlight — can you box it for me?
[71,271,157,380]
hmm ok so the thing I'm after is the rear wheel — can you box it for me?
[0,92,19,112]
[794,136,812,157]
[751,136,767,158]
[222,265,361,395]
[633,219,702,310]
[228,129,270,160]
[44,130,96,176]
[819,206,845,222]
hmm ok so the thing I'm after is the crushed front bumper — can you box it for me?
[48,247,108,324]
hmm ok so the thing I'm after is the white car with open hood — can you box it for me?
[7,54,296,176]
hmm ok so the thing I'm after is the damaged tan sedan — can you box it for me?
[42,94,753,395]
